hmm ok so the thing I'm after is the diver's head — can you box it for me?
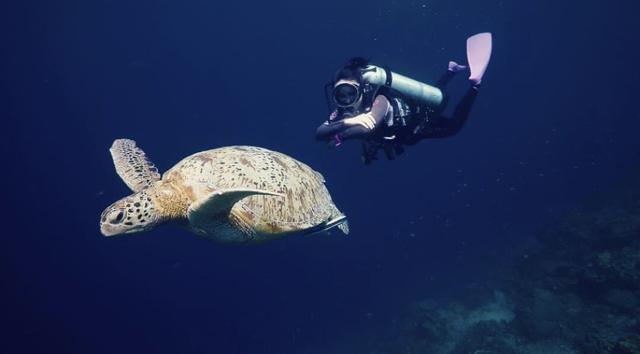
[332,79,362,108]
[332,57,370,109]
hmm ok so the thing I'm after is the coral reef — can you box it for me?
[511,200,640,353]
[372,177,640,354]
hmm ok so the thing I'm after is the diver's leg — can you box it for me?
[439,33,492,88]
[436,61,468,88]
[415,86,478,139]
[448,85,478,132]
[436,86,478,137]
[436,71,455,88]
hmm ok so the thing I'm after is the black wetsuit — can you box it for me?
[404,71,478,144]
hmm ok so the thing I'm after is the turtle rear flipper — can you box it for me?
[110,139,161,192]
[304,214,349,236]
[337,218,349,234]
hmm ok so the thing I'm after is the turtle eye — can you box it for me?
[110,210,125,224]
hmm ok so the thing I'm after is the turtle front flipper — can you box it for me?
[187,188,284,235]
[110,139,161,192]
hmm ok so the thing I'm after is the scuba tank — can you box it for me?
[357,65,441,164]
[360,65,444,109]
[324,62,443,113]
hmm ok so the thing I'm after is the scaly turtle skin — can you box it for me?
[100,139,348,244]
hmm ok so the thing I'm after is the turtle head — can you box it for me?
[100,190,160,237]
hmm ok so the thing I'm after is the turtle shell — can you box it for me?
[162,146,344,243]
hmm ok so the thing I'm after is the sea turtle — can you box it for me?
[100,139,348,243]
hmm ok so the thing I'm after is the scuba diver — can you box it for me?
[316,32,493,164]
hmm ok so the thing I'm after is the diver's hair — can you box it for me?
[334,57,370,84]
[346,57,369,68]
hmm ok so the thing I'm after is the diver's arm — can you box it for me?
[337,95,390,139]
[335,95,391,140]
[315,120,347,141]
[315,95,391,141]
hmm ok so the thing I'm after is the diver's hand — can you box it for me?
[342,113,376,130]
[326,135,342,148]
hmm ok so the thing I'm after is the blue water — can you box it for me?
[3,0,640,353]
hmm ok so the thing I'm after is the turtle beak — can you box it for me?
[100,223,118,237]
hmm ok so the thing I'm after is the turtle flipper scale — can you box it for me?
[110,139,161,192]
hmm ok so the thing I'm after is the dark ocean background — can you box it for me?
[3,0,640,353]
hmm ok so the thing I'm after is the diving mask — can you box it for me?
[332,80,362,108]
